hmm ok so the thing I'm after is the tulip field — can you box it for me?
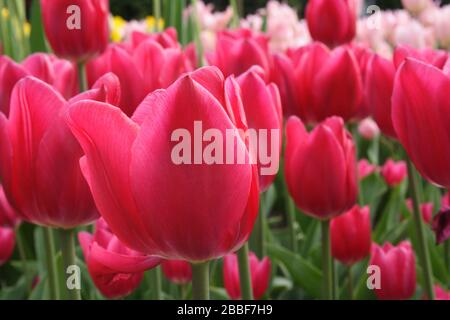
[1,0,450,304]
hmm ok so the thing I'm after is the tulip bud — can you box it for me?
[370,241,416,300]
[406,199,433,224]
[161,260,192,285]
[380,159,407,187]
[306,0,357,48]
[331,205,371,265]
[285,116,358,220]
[358,118,380,140]
[358,159,377,180]
[434,285,450,300]
[79,219,160,299]
[41,0,110,61]
[223,251,271,300]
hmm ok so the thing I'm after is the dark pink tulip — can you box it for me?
[41,0,109,61]
[131,28,180,50]
[331,205,371,265]
[161,260,192,285]
[380,159,407,187]
[0,226,15,266]
[392,58,450,188]
[237,67,282,192]
[432,208,450,244]
[79,219,160,299]
[0,54,78,115]
[67,67,259,262]
[0,74,120,228]
[393,45,448,70]
[365,54,396,138]
[285,116,358,220]
[207,29,272,80]
[306,0,357,48]
[293,43,363,123]
[223,251,271,300]
[370,241,416,300]
[270,53,297,117]
[358,159,377,180]
[434,285,450,300]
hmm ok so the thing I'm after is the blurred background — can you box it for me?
[108,0,450,19]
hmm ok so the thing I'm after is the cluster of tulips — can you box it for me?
[0,0,450,301]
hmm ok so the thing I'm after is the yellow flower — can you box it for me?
[24,22,31,37]
[146,16,164,32]
[111,15,126,42]
[1,7,9,18]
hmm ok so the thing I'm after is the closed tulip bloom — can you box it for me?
[358,159,377,180]
[406,199,433,224]
[67,67,259,262]
[434,285,450,300]
[237,67,282,192]
[223,252,271,300]
[365,55,396,138]
[392,58,450,188]
[0,74,120,228]
[306,0,357,48]
[41,0,109,61]
[0,54,77,115]
[0,226,15,266]
[293,43,363,123]
[270,53,297,116]
[380,159,407,187]
[285,116,358,220]
[331,205,371,265]
[207,29,272,80]
[161,260,192,285]
[79,219,161,299]
[358,118,380,140]
[370,241,416,300]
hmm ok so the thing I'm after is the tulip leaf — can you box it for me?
[267,243,322,299]
[30,0,48,53]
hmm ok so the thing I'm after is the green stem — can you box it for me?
[237,243,254,300]
[149,266,163,300]
[321,220,333,300]
[348,265,353,300]
[407,159,435,300]
[16,225,31,293]
[43,227,59,300]
[253,195,266,258]
[77,62,87,92]
[191,261,210,300]
[153,0,162,31]
[445,240,450,289]
[230,0,240,28]
[190,0,204,67]
[287,195,298,252]
[59,229,81,300]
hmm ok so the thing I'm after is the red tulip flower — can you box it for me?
[380,159,407,187]
[306,0,357,48]
[393,45,448,70]
[370,241,416,300]
[207,29,272,80]
[161,260,192,285]
[41,0,110,61]
[392,58,450,188]
[223,251,271,300]
[0,186,21,228]
[237,67,282,192]
[331,205,371,265]
[0,226,15,266]
[292,43,363,123]
[0,74,120,228]
[285,116,358,220]
[271,53,297,117]
[67,67,259,262]
[79,219,161,299]
[0,54,78,115]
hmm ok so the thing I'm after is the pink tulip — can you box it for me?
[67,67,259,261]
[306,0,357,48]
[358,118,380,140]
[406,199,433,224]
[434,285,450,300]
[358,159,377,180]
[370,241,416,300]
[0,74,120,228]
[392,58,450,188]
[285,116,358,220]
[223,251,271,300]
[380,159,407,187]
[292,43,363,123]
[0,226,15,266]
[79,219,160,299]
